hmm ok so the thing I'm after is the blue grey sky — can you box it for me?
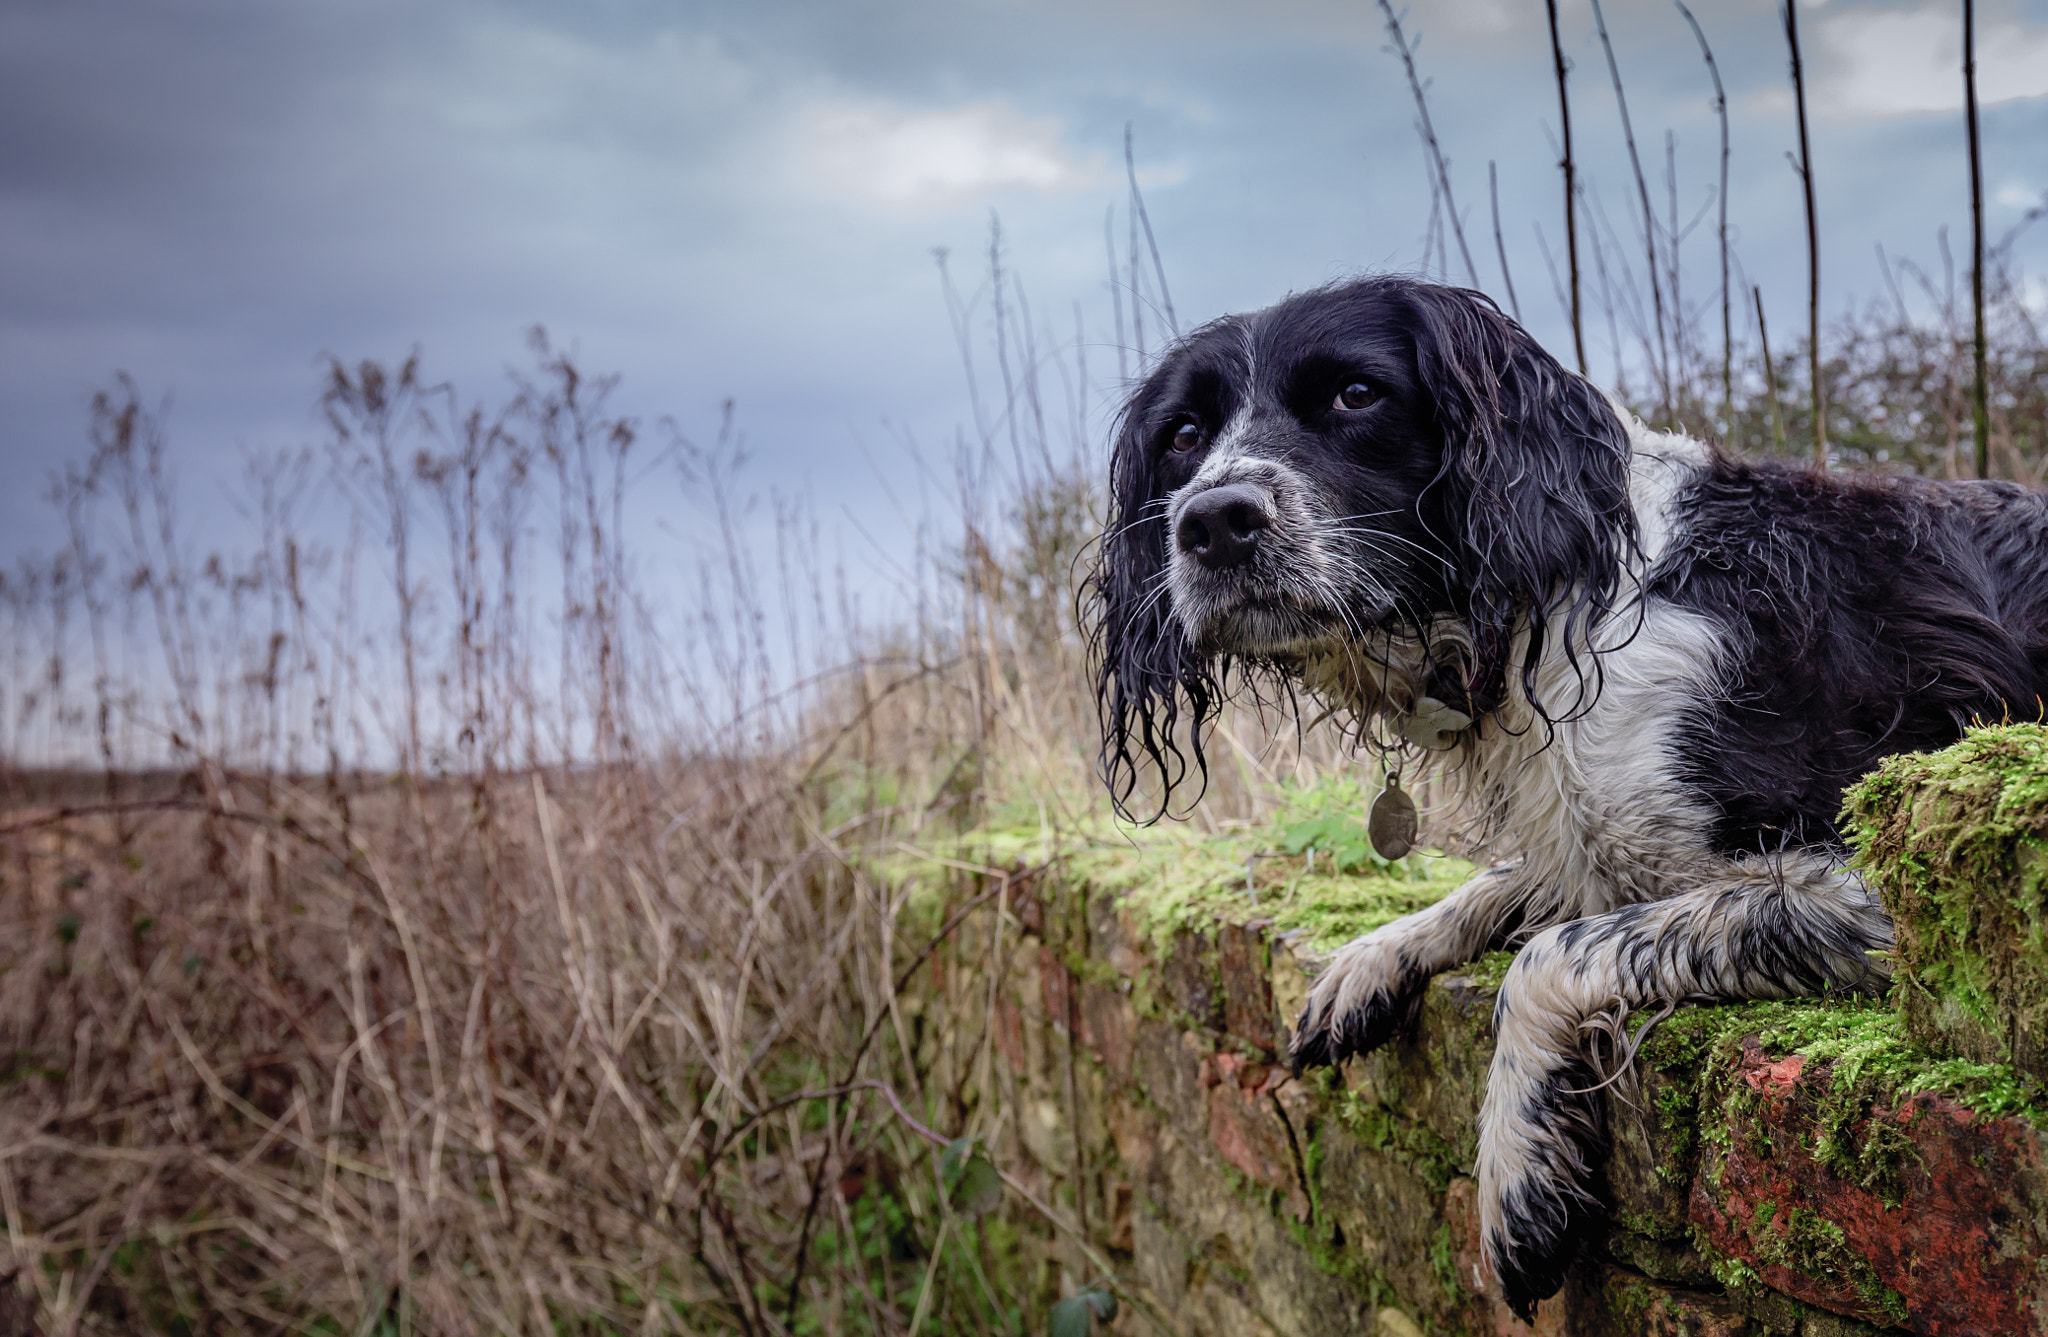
[4,0,2046,596]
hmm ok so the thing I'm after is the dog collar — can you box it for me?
[1396,696,1473,751]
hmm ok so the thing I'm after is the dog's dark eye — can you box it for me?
[1334,382,1378,412]
[1170,420,1204,453]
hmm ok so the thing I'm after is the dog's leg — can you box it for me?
[1290,861,1528,1070]
[1478,853,1893,1320]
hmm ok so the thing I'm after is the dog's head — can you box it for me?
[1089,276,1638,817]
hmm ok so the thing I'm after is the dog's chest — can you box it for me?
[1440,601,1728,914]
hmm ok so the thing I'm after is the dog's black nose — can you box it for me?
[1176,484,1272,570]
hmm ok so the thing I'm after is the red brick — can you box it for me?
[1162,930,1225,1030]
[1038,944,1073,1036]
[1219,918,1277,1053]
[993,991,1026,1072]
[1690,1035,2047,1336]
[1079,977,1136,1079]
[1201,1050,1310,1219]
[1005,866,1044,935]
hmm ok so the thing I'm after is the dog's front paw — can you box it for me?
[1481,1130,1603,1320]
[1476,1027,1607,1319]
[1288,933,1426,1073]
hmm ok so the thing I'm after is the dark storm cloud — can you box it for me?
[2,0,2044,585]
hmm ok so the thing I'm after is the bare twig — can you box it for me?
[1490,161,1522,323]
[1546,0,1588,374]
[1966,0,1991,479]
[1783,0,1827,468]
[1756,286,1789,456]
[1104,205,1128,385]
[1590,0,1671,422]
[1378,0,1481,289]
[1125,124,1179,339]
[1674,0,1733,432]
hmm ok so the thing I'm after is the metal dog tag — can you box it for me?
[1368,774,1418,860]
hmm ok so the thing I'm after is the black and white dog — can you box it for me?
[1088,275,2048,1319]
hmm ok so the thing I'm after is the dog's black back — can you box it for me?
[1653,458,2048,854]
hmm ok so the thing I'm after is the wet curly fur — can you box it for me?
[1085,275,2048,1318]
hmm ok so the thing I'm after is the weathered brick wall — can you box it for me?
[983,852,2048,1337]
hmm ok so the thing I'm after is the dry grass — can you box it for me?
[1,758,1055,1333]
[0,578,1086,1333]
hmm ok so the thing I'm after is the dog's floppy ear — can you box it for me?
[1086,385,1222,820]
[1404,284,1638,720]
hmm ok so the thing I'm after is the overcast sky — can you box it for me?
[5,0,2046,619]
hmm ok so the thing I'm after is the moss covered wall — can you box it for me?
[1847,725,2048,1085]
[951,740,2048,1337]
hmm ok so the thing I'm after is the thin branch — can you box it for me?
[1377,0,1482,289]
[1674,0,1733,432]
[1547,0,1588,373]
[1756,286,1788,456]
[1966,0,1991,479]
[1783,0,1826,468]
[1590,0,1671,421]
[1129,175,1146,366]
[1666,130,1687,418]
[1125,124,1179,339]
[1104,206,1128,386]
[1420,150,1446,279]
[1490,161,1523,323]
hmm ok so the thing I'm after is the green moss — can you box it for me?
[1600,1270,1684,1331]
[1690,1227,1764,1295]
[1762,1207,1840,1275]
[1282,1210,1397,1312]
[1449,950,1517,992]
[1844,723,2048,1076]
[1650,1078,1699,1188]
[1271,1117,1403,1308]
[1748,1206,1909,1326]
[1748,997,2045,1122]
[1637,1004,1769,1188]
[1257,863,1469,954]
[1611,1207,1688,1246]
[1208,1156,1302,1232]
[1838,1114,1918,1206]
[1328,1080,1465,1195]
[928,789,1472,957]
[1427,1222,1461,1301]
[1631,992,2046,1209]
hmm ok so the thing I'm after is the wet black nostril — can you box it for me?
[1176,483,1273,571]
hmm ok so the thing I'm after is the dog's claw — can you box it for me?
[1288,978,1426,1074]
[1488,1185,1598,1323]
